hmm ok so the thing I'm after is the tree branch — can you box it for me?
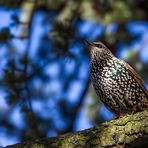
[5,110,148,148]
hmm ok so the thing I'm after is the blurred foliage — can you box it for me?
[0,0,148,146]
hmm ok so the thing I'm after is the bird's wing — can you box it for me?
[125,62,148,106]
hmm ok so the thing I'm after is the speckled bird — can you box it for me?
[86,41,148,117]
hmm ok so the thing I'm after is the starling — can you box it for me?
[86,41,148,117]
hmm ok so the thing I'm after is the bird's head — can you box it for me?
[85,40,113,60]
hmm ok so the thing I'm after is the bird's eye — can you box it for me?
[95,43,103,48]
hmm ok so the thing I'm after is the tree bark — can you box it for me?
[5,110,148,148]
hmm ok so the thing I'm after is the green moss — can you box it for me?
[32,144,45,148]
[5,111,148,148]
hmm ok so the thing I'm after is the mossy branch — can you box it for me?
[5,110,148,148]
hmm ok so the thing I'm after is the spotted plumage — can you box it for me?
[86,41,148,117]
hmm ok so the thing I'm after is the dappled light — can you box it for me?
[0,0,148,147]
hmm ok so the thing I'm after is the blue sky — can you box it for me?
[0,8,148,147]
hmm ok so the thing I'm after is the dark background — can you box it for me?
[0,0,148,146]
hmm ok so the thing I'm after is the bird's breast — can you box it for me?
[90,59,127,93]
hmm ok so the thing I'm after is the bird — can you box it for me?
[85,40,148,117]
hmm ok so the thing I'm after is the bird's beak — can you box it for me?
[84,40,93,46]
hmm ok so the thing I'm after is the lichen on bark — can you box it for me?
[5,110,148,148]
